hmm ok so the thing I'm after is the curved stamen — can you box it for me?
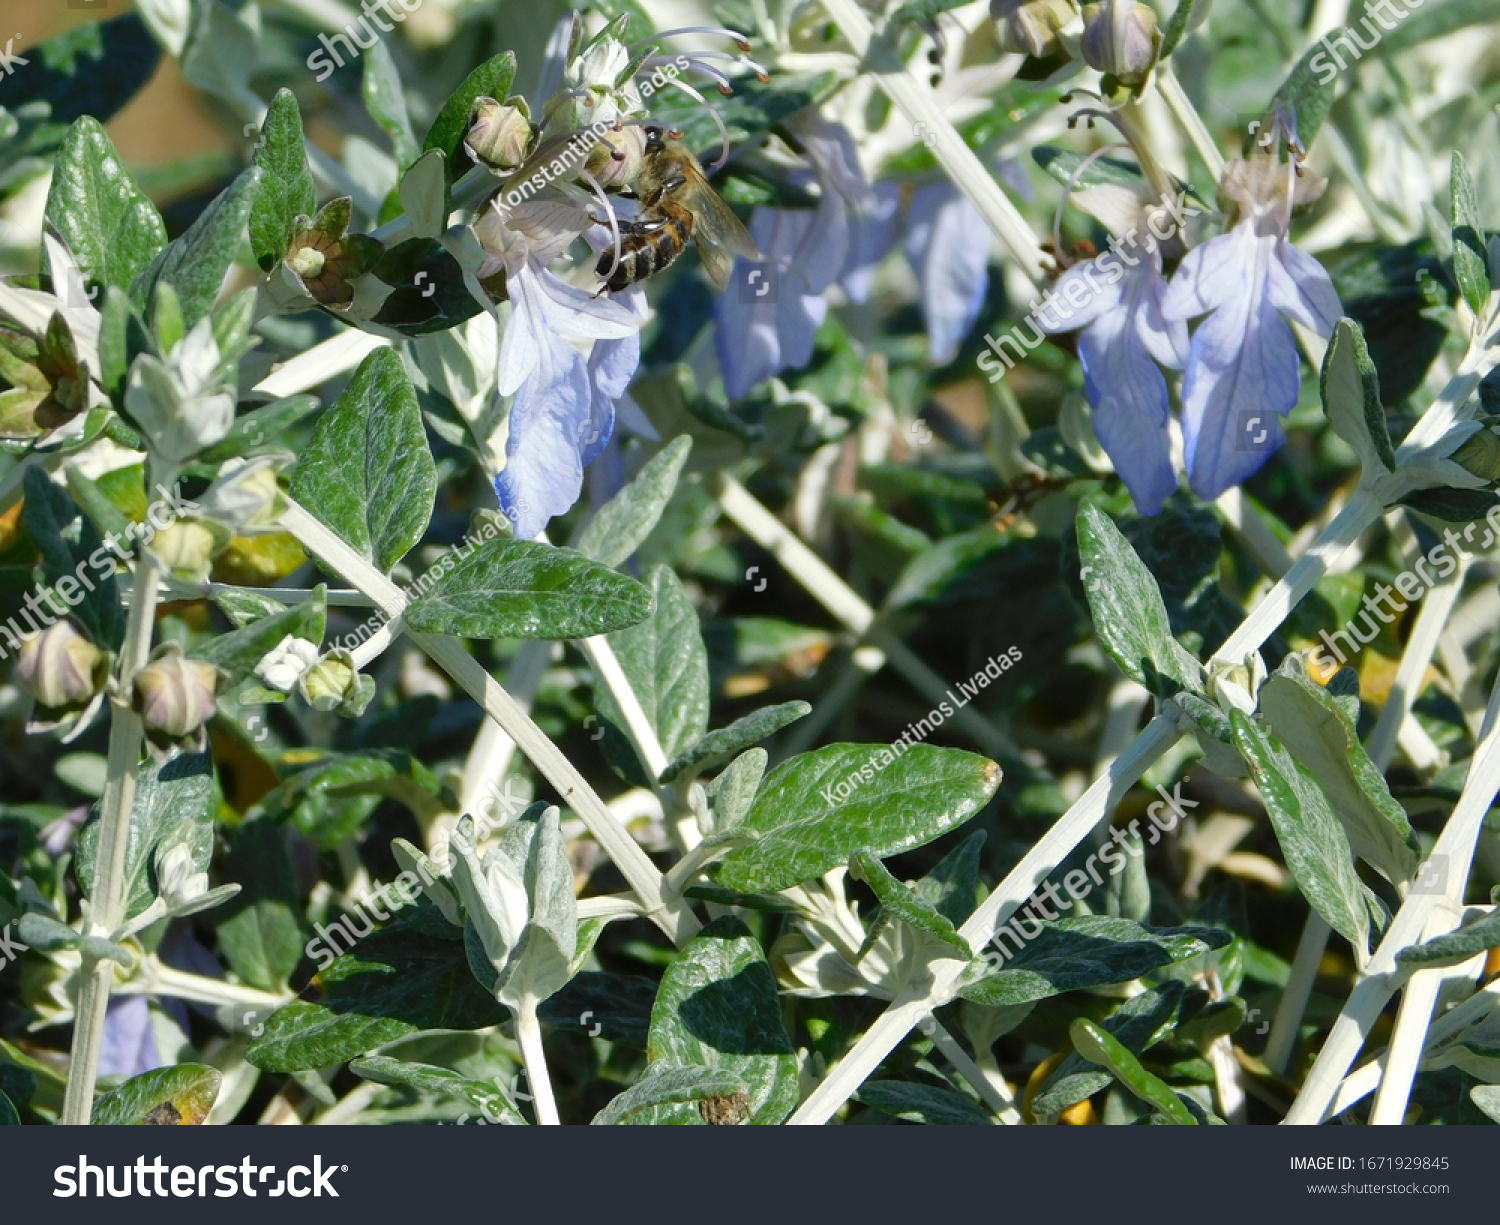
[643,55,737,94]
[1051,141,1132,269]
[627,26,753,52]
[641,49,771,83]
[660,77,732,168]
[583,170,625,284]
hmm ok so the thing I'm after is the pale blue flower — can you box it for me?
[839,181,901,304]
[475,199,643,539]
[714,115,864,400]
[1038,246,1188,514]
[1162,110,1342,500]
[904,181,990,364]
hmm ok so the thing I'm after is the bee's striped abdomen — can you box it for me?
[600,207,694,292]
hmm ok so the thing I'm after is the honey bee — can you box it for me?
[595,125,759,292]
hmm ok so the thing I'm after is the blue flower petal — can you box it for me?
[1075,263,1180,514]
[494,329,593,539]
[1178,258,1302,500]
[904,182,990,364]
[714,207,830,400]
[840,181,901,304]
[99,995,162,1079]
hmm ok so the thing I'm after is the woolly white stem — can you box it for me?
[927,1019,1023,1124]
[514,999,559,1125]
[1263,912,1329,1076]
[60,554,160,1127]
[1154,61,1226,183]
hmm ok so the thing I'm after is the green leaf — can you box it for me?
[497,807,577,1008]
[1230,710,1372,955]
[960,916,1229,1007]
[572,435,692,567]
[0,14,160,128]
[1396,910,1500,968]
[198,395,321,463]
[249,89,317,272]
[216,813,308,992]
[21,466,125,650]
[658,700,811,784]
[0,1090,16,1126]
[403,540,654,640]
[704,749,767,833]
[131,168,261,328]
[363,39,420,173]
[289,348,435,573]
[1030,982,1188,1122]
[76,752,215,921]
[592,1067,750,1125]
[350,1055,525,1124]
[1400,487,1500,522]
[1320,317,1395,475]
[596,565,709,765]
[189,587,325,688]
[888,0,974,26]
[857,1080,993,1125]
[538,972,658,1048]
[247,924,505,1072]
[43,118,165,294]
[643,917,798,1125]
[91,1063,221,1125]
[1158,0,1198,58]
[1257,673,1419,886]
[423,52,517,182]
[1472,1085,1500,1124]
[1034,147,1153,193]
[717,744,1000,893]
[180,0,260,104]
[1264,42,1338,150]
[1380,0,1500,55]
[1451,153,1492,320]
[1076,502,1203,697]
[96,284,151,404]
[1070,1018,1197,1125]
[914,830,986,928]
[887,527,1006,609]
[849,851,972,957]
[646,72,835,164]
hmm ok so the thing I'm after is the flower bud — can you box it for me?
[149,519,219,582]
[993,0,1078,58]
[156,841,209,910]
[255,634,320,693]
[15,620,107,709]
[1080,1,1159,87]
[133,645,222,743]
[124,318,236,466]
[583,124,645,190]
[298,648,374,716]
[198,458,285,533]
[465,97,534,172]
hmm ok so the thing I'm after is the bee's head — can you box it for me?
[643,124,668,153]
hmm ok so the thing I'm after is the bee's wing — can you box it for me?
[683,169,761,290]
